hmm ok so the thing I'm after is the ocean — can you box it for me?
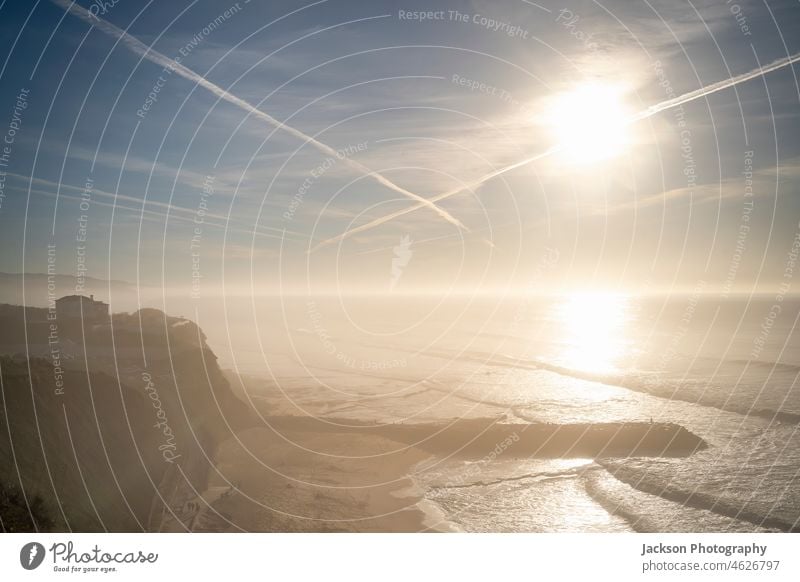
[166,292,800,532]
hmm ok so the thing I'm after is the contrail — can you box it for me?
[51,0,467,231]
[310,144,560,252]
[633,51,800,121]
[313,51,800,251]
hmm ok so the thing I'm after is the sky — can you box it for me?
[1,0,799,297]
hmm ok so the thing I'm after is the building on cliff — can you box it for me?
[55,294,109,321]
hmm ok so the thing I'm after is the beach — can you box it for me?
[202,424,435,532]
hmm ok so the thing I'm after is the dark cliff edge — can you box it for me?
[262,416,708,458]
[0,303,254,532]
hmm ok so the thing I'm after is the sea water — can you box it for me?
[178,293,800,532]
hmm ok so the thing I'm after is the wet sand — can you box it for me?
[201,425,436,532]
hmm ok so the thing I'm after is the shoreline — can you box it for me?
[190,413,706,532]
[197,425,435,532]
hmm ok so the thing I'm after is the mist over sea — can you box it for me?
[158,292,800,532]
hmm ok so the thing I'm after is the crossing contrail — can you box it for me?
[312,50,800,252]
[633,51,800,121]
[51,0,468,231]
[310,144,562,252]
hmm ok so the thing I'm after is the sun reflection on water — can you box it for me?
[554,292,632,374]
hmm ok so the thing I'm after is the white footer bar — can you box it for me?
[1,533,798,581]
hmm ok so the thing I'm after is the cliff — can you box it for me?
[0,303,254,531]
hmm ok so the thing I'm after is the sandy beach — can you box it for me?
[201,425,435,532]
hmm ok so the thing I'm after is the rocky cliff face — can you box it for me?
[0,303,253,531]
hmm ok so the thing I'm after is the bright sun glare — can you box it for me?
[556,292,631,373]
[544,84,631,164]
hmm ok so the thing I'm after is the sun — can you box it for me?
[543,83,632,164]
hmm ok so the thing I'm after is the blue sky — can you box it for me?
[1,0,799,295]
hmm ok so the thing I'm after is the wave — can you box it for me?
[726,358,800,374]
[582,470,655,532]
[596,461,798,532]
[429,464,595,490]
[582,468,776,533]
[524,360,800,425]
[392,343,800,425]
